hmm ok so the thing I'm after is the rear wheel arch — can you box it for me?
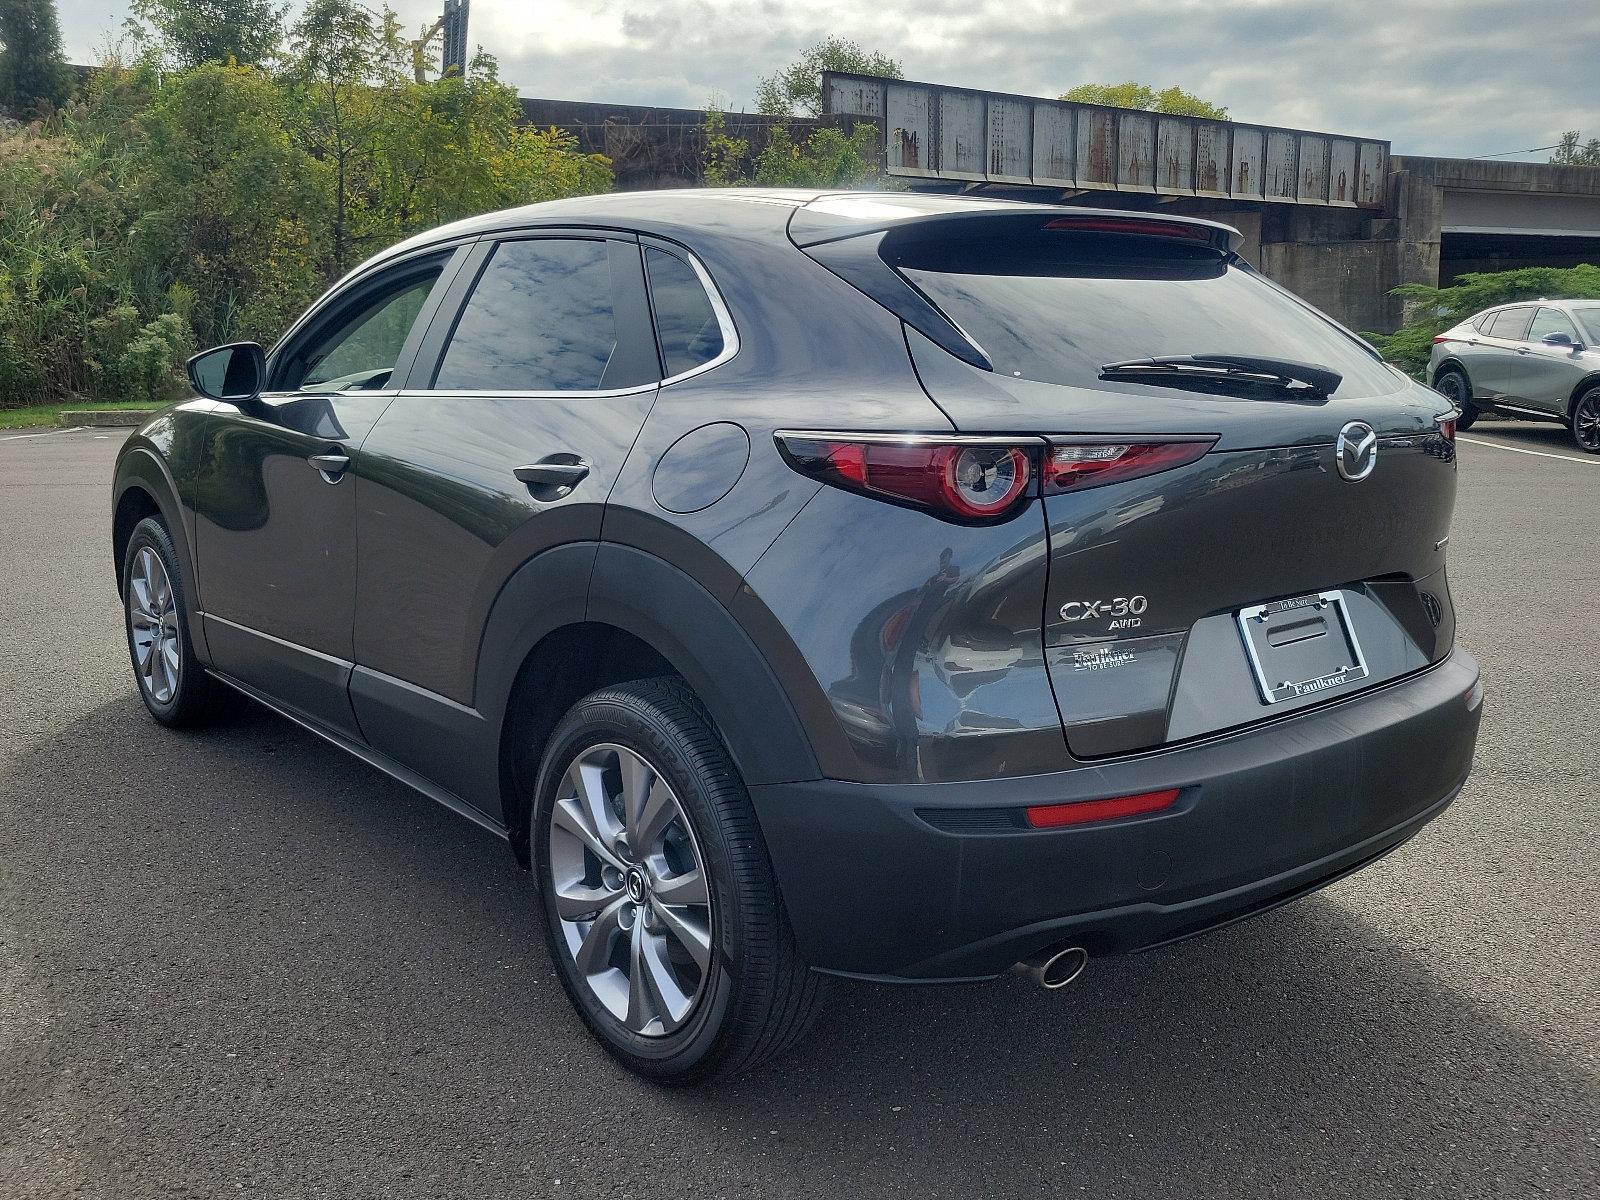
[484,544,821,866]
[1432,359,1470,390]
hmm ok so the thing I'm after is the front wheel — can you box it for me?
[530,677,825,1083]
[1434,369,1478,429]
[122,516,222,726]
[1571,386,1600,454]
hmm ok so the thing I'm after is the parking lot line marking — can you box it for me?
[1458,435,1600,467]
[0,426,86,442]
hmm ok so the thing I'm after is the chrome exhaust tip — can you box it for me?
[1019,945,1089,990]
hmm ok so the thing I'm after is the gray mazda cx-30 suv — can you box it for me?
[112,190,1482,1082]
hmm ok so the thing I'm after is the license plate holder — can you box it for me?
[1236,590,1369,705]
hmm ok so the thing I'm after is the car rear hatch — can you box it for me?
[794,199,1460,758]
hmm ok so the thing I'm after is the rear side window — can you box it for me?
[434,238,657,392]
[1572,305,1600,344]
[1484,307,1533,341]
[891,229,1398,397]
[646,248,725,377]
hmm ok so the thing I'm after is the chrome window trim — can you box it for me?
[641,239,741,387]
[390,381,660,401]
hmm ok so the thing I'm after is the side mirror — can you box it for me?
[187,342,266,402]
[1541,331,1579,350]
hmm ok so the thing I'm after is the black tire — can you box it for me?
[530,676,825,1084]
[121,515,223,727]
[1433,368,1478,429]
[1570,385,1600,454]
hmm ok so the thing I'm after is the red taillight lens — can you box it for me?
[1432,335,1450,344]
[1025,788,1180,828]
[1043,439,1214,493]
[1437,415,1457,442]
[777,435,1033,522]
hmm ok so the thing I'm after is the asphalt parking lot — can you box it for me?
[2,422,1596,1198]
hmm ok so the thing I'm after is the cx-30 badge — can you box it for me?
[1336,421,1378,482]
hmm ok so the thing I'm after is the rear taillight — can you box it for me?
[1432,335,1450,344]
[776,434,1033,522]
[1043,438,1215,493]
[1437,414,1457,442]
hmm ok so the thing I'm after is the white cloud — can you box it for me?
[57,0,1600,159]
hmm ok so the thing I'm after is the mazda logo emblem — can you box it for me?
[1335,421,1378,482]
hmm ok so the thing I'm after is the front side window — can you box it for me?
[1528,307,1579,343]
[1485,307,1533,341]
[646,248,725,377]
[434,238,657,392]
[287,272,441,393]
[1572,305,1600,345]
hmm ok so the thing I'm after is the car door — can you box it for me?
[192,249,463,735]
[348,231,663,810]
[1473,306,1534,400]
[1517,306,1587,413]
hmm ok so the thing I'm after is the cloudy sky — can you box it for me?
[60,0,1600,160]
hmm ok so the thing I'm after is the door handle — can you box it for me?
[1514,347,1530,355]
[308,451,351,480]
[514,457,590,499]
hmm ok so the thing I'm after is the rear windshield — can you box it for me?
[890,230,1399,398]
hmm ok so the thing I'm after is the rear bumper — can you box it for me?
[749,649,1482,981]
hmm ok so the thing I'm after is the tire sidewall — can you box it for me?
[1435,369,1476,427]
[530,694,751,1079]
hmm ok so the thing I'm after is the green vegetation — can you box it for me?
[0,0,611,411]
[1551,132,1600,167]
[753,36,901,118]
[706,40,901,189]
[1059,82,1230,120]
[0,0,73,116]
[0,400,158,430]
[1364,264,1600,377]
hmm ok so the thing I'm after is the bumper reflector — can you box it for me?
[1025,788,1180,828]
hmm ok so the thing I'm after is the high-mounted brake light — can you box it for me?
[1043,439,1215,493]
[1043,216,1216,243]
[775,434,1033,523]
[1026,788,1180,828]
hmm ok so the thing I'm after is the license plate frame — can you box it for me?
[1236,590,1369,705]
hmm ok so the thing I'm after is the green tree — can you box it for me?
[1551,131,1600,167]
[751,122,882,187]
[131,61,317,346]
[754,36,901,117]
[1364,264,1600,377]
[0,0,73,117]
[130,0,287,69]
[1059,81,1229,120]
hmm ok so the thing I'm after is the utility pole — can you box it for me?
[409,0,470,85]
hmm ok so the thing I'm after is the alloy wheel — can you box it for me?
[1575,391,1600,452]
[547,743,714,1037]
[128,546,180,705]
[1435,372,1466,407]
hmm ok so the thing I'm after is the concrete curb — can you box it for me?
[57,410,155,428]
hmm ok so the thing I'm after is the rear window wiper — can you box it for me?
[1100,354,1343,397]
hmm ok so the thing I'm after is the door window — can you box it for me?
[1484,307,1533,341]
[433,238,659,392]
[281,270,443,393]
[645,248,726,377]
[1527,307,1579,343]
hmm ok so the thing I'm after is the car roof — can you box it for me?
[352,188,1244,279]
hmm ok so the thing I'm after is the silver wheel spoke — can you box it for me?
[649,896,712,971]
[552,795,624,873]
[574,761,623,851]
[552,875,622,921]
[634,775,676,850]
[651,866,707,907]
[572,896,627,978]
[630,925,692,1033]
[618,751,654,843]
